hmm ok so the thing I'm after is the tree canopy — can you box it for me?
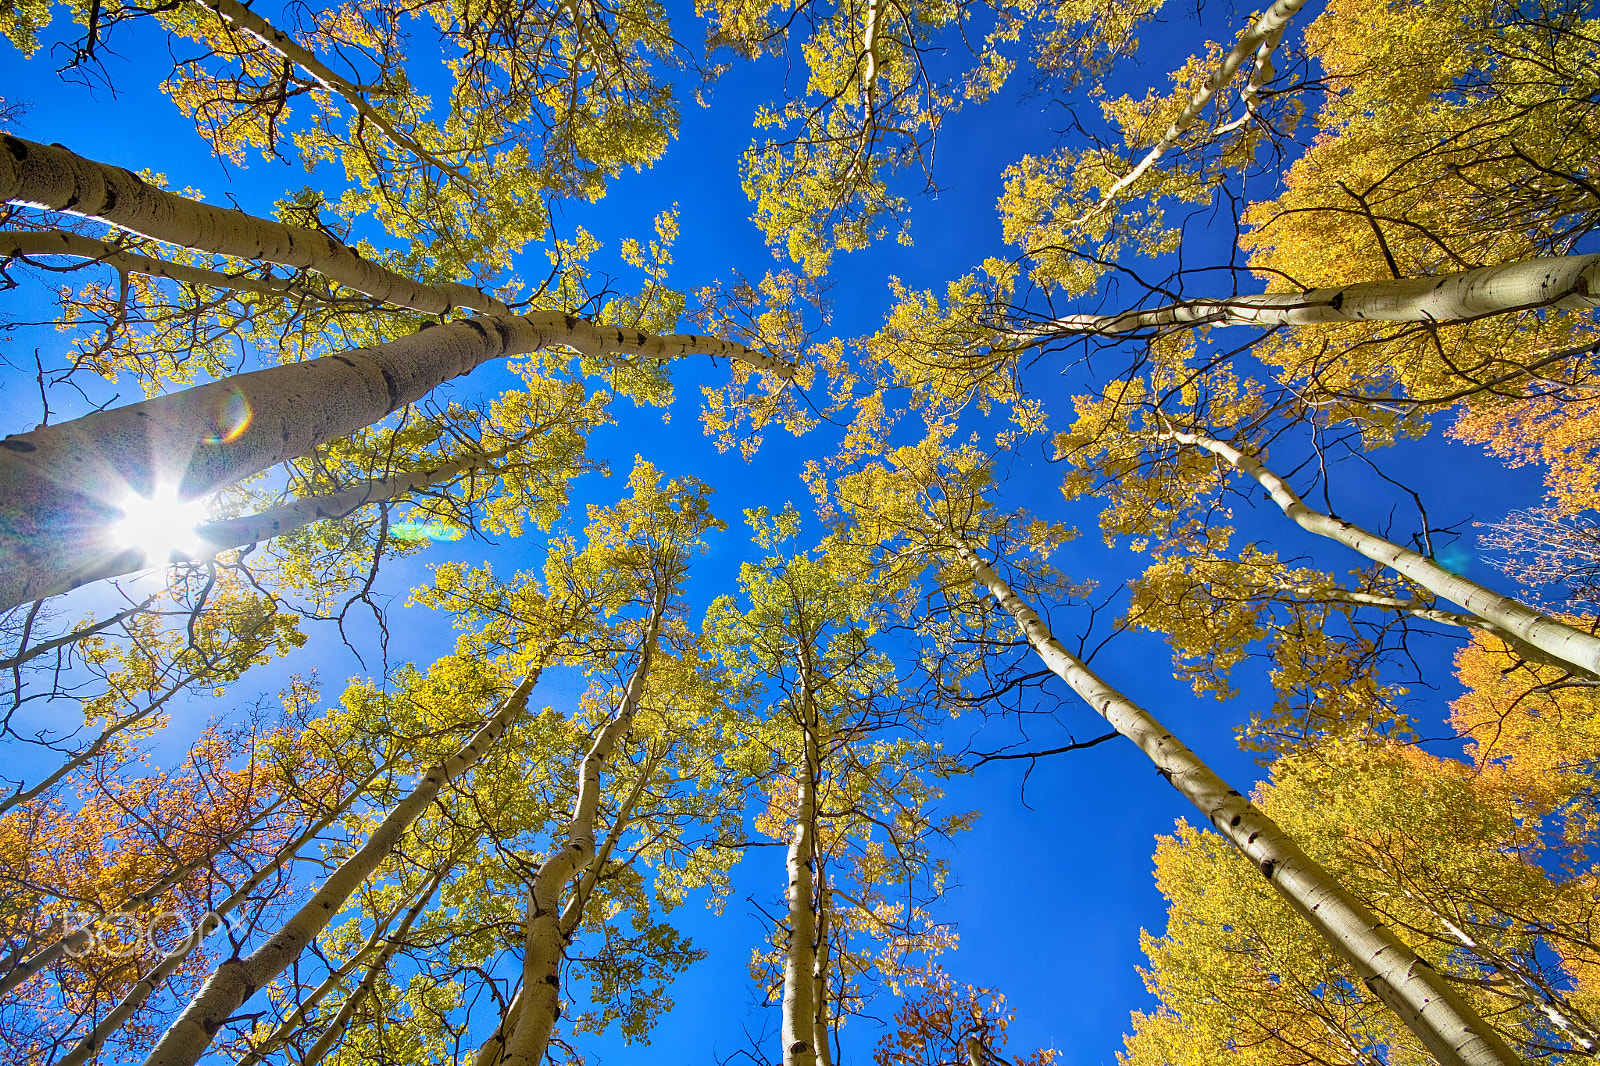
[1,0,1597,1063]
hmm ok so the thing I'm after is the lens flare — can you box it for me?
[203,389,253,445]
[390,520,465,543]
[113,485,211,563]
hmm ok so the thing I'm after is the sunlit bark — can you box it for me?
[945,527,1525,1066]
[1022,254,1600,337]
[497,601,664,1066]
[781,669,820,1066]
[142,671,540,1066]
[1168,428,1600,678]
[0,314,786,611]
[1,136,507,315]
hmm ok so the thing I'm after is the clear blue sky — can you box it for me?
[0,3,1554,1062]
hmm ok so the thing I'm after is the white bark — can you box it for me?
[2,229,323,300]
[473,748,661,1066]
[812,883,832,1066]
[1278,584,1597,681]
[52,769,385,1066]
[1169,428,1600,678]
[189,0,467,180]
[0,312,786,611]
[142,671,540,1066]
[298,862,452,1066]
[1,135,506,315]
[1023,254,1600,337]
[945,528,1524,1066]
[1072,0,1309,223]
[781,671,820,1066]
[498,603,665,1066]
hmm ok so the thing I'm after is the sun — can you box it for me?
[112,485,212,564]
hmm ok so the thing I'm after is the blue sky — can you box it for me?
[0,2,1560,1063]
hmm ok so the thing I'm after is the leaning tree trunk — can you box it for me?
[0,313,784,611]
[142,670,540,1066]
[1167,428,1600,679]
[945,528,1524,1066]
[1,229,324,301]
[12,446,516,607]
[497,599,666,1066]
[1024,254,1600,337]
[1072,0,1310,222]
[1,135,505,315]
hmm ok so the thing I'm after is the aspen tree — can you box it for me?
[142,669,541,1066]
[1164,427,1600,679]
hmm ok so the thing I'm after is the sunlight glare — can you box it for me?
[113,485,211,563]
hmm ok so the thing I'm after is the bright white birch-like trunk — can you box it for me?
[189,0,465,180]
[812,883,832,1066]
[472,747,662,1066]
[51,769,391,1066]
[497,602,665,1066]
[142,671,540,1066]
[296,862,453,1066]
[0,313,785,611]
[945,528,1525,1066]
[1168,428,1600,678]
[1,136,505,315]
[782,670,821,1066]
[2,229,323,300]
[1022,254,1600,337]
[1073,0,1309,223]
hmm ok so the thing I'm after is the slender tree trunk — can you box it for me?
[0,594,157,674]
[2,229,325,300]
[498,602,665,1066]
[812,882,832,1066]
[1,136,505,315]
[1168,428,1600,678]
[52,769,388,1066]
[781,671,820,1066]
[1024,254,1600,337]
[944,528,1525,1066]
[1072,0,1309,222]
[1277,583,1590,677]
[473,746,662,1066]
[188,0,466,180]
[142,670,540,1066]
[297,861,453,1066]
[0,313,783,611]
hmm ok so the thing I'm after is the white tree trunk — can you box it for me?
[1,136,506,315]
[1073,0,1309,223]
[0,312,785,611]
[498,603,665,1066]
[1169,428,1600,678]
[945,528,1524,1066]
[142,671,541,1066]
[189,0,466,180]
[1025,254,1600,337]
[473,747,661,1066]
[2,229,322,300]
[781,672,820,1066]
